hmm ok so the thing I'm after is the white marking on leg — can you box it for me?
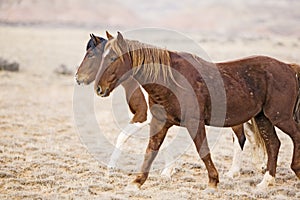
[244,122,260,164]
[125,182,141,191]
[226,133,242,178]
[108,131,129,170]
[202,187,217,195]
[108,122,148,170]
[257,171,275,188]
[161,164,174,179]
[159,131,176,179]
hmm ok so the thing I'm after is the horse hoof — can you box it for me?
[293,168,300,179]
[225,169,240,179]
[161,173,172,181]
[202,187,217,195]
[256,171,275,189]
[293,171,300,179]
[125,182,141,191]
[254,163,267,173]
[256,181,267,189]
[106,166,117,177]
[160,168,173,180]
[225,171,233,179]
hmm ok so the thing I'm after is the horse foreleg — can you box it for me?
[226,124,246,178]
[226,132,243,178]
[131,117,171,188]
[160,140,176,179]
[254,112,279,188]
[275,118,300,179]
[160,162,175,179]
[108,122,148,172]
[187,120,219,191]
[122,77,148,123]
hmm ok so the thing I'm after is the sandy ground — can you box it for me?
[0,26,300,199]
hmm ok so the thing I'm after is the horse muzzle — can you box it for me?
[96,86,110,97]
[75,75,92,85]
[76,79,82,85]
[75,75,80,85]
[75,74,84,85]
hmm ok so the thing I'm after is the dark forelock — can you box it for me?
[86,37,107,51]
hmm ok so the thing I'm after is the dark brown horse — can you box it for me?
[94,32,300,191]
[75,34,268,178]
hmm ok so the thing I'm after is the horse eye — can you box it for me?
[110,57,117,62]
[87,53,94,58]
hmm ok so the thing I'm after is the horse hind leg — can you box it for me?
[254,112,279,188]
[275,118,300,179]
[226,120,268,179]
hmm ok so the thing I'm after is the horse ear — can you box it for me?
[117,31,126,48]
[117,31,124,41]
[91,33,101,45]
[106,31,114,40]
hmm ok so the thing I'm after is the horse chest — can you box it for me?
[146,89,181,124]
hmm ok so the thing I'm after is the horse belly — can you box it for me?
[223,98,262,127]
[208,73,266,127]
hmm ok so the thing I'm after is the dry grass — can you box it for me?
[0,26,299,199]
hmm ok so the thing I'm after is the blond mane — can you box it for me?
[105,38,179,85]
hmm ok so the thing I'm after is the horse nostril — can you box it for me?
[97,86,102,95]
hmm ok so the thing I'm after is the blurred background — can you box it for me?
[1,0,299,70]
[1,0,300,37]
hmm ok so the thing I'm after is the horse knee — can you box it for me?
[131,111,147,123]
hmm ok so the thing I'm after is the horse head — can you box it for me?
[94,31,132,97]
[75,34,107,85]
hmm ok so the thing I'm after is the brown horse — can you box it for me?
[75,34,254,148]
[76,34,268,178]
[95,32,300,191]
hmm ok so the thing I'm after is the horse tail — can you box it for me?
[251,118,267,154]
[289,63,300,123]
[244,118,267,165]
